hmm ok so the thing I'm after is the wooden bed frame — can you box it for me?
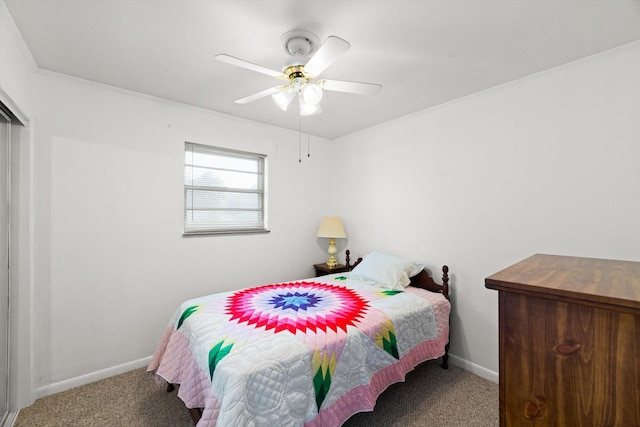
[170,250,450,425]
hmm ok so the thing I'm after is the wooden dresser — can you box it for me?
[485,254,640,426]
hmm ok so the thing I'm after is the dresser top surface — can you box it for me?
[485,254,640,311]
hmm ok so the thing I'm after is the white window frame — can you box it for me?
[184,142,268,236]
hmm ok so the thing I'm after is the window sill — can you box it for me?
[183,229,270,237]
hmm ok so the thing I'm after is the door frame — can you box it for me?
[0,105,11,426]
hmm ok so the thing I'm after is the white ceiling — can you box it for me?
[5,0,640,139]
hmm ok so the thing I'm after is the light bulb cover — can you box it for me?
[301,83,323,106]
[272,88,295,111]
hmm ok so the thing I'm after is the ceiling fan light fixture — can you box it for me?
[272,88,295,111]
[301,83,323,106]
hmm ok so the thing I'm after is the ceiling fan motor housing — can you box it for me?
[281,29,320,69]
[286,37,312,56]
[283,65,307,82]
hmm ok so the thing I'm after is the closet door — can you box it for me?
[0,109,9,424]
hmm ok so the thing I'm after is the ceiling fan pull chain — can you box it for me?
[307,119,311,158]
[298,118,302,163]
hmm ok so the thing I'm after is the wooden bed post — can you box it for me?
[442,265,449,300]
[345,249,363,271]
[441,265,450,369]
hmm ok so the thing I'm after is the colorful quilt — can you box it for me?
[148,273,450,426]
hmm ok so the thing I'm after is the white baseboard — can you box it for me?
[3,410,18,427]
[448,354,499,383]
[34,356,152,400]
[31,353,497,402]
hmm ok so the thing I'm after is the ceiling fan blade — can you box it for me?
[318,79,383,96]
[215,54,284,78]
[235,86,281,104]
[303,36,351,77]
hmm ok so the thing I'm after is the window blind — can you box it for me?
[184,142,267,235]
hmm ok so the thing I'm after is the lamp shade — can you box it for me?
[317,216,347,238]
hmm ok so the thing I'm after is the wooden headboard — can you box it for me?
[345,249,449,300]
[345,249,363,271]
[409,266,450,300]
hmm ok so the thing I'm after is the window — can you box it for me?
[184,142,267,235]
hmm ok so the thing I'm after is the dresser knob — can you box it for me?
[554,340,582,356]
[524,396,547,420]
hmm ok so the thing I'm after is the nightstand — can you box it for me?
[313,263,349,277]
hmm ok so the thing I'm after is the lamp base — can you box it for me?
[326,237,338,268]
[326,255,339,269]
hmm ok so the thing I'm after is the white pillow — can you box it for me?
[351,251,425,290]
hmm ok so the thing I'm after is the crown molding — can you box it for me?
[0,0,38,71]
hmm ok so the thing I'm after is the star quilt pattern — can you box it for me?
[149,274,450,427]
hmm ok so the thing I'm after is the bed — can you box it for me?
[148,251,450,426]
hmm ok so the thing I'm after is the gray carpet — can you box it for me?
[15,360,498,426]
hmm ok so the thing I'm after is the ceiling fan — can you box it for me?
[214,29,382,116]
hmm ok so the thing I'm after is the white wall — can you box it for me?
[31,71,336,395]
[334,42,640,379]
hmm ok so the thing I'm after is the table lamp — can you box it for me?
[317,216,347,268]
